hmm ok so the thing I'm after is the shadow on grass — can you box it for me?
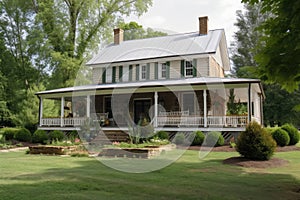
[0,153,300,200]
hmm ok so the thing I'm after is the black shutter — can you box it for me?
[129,65,133,81]
[193,59,197,77]
[119,66,123,82]
[112,66,116,83]
[102,68,106,84]
[181,60,185,78]
[166,61,170,79]
[136,64,140,81]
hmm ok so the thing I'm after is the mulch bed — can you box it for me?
[223,157,289,168]
[187,145,300,168]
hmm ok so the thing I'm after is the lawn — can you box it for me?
[0,149,300,200]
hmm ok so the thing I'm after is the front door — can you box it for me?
[134,99,151,124]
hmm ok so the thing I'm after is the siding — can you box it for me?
[197,57,209,77]
[170,60,181,79]
[209,56,224,77]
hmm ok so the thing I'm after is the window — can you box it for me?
[182,93,195,114]
[106,67,112,83]
[185,61,193,77]
[160,63,167,79]
[122,66,129,82]
[141,65,147,80]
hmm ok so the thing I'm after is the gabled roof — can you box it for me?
[86,29,228,67]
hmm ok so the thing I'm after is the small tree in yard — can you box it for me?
[236,121,276,160]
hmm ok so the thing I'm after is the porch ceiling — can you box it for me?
[36,77,262,98]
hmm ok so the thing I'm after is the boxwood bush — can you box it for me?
[205,131,224,147]
[49,130,65,142]
[32,130,48,144]
[236,122,276,160]
[281,124,300,145]
[15,128,32,142]
[272,128,290,147]
[174,132,185,145]
[155,131,169,140]
[191,131,205,146]
[2,128,19,140]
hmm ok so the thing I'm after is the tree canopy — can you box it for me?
[242,0,300,92]
[0,0,153,128]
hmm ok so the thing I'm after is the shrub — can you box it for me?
[15,128,32,142]
[281,124,300,145]
[174,133,185,145]
[236,122,276,161]
[190,131,205,146]
[2,128,19,140]
[272,128,290,147]
[32,130,48,144]
[155,131,169,140]
[49,130,65,142]
[205,131,224,147]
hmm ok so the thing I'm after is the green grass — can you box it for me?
[0,149,300,200]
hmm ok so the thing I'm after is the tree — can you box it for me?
[119,21,167,41]
[242,0,300,92]
[231,3,300,127]
[32,0,153,88]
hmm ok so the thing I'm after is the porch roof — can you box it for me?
[36,77,263,97]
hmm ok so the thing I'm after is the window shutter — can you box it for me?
[181,60,185,78]
[136,64,140,81]
[166,61,170,79]
[112,66,116,83]
[129,65,133,81]
[154,62,158,79]
[193,59,197,77]
[102,68,106,84]
[146,63,150,80]
[119,66,123,82]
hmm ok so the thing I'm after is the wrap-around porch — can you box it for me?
[37,78,263,132]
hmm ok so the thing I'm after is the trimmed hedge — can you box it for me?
[174,133,185,145]
[191,131,205,146]
[2,128,19,140]
[32,130,48,144]
[272,128,290,147]
[15,128,32,142]
[236,122,276,161]
[155,131,169,140]
[281,124,300,145]
[49,130,64,142]
[205,131,224,147]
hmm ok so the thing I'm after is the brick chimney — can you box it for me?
[199,16,208,35]
[114,28,124,45]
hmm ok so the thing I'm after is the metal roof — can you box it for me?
[86,29,225,65]
[36,77,262,96]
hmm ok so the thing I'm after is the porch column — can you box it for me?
[39,97,43,126]
[61,96,65,127]
[248,83,252,123]
[203,89,207,127]
[154,91,158,127]
[86,95,91,118]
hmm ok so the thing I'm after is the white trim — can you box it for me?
[154,91,158,127]
[61,97,65,127]
[39,97,43,125]
[86,95,90,118]
[204,90,207,127]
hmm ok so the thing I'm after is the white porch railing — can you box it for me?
[157,115,248,127]
[41,117,86,127]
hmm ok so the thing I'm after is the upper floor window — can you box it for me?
[160,63,167,79]
[181,59,197,78]
[141,65,147,80]
[185,61,193,77]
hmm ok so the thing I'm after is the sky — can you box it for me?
[125,0,245,45]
